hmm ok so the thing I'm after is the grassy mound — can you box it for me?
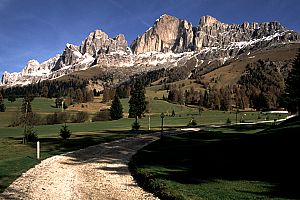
[130,117,300,199]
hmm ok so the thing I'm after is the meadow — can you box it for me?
[0,95,289,194]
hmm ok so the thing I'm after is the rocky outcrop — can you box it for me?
[1,15,299,87]
[80,30,128,56]
[1,55,60,86]
[132,15,299,54]
[52,30,130,72]
[131,14,194,54]
[194,15,298,50]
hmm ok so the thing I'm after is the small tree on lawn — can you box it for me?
[21,95,35,143]
[60,124,71,139]
[129,79,146,129]
[110,95,123,120]
[0,93,5,112]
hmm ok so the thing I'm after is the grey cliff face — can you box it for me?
[1,15,299,87]
[131,14,194,54]
[194,15,297,50]
[80,30,128,56]
[131,15,299,54]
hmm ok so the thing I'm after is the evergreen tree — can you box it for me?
[110,95,123,120]
[75,88,84,103]
[21,95,33,115]
[129,79,146,119]
[59,124,71,139]
[282,49,300,113]
[21,95,37,143]
[0,93,5,112]
[41,86,49,98]
[8,95,16,103]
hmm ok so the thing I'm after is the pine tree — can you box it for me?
[283,49,300,113]
[129,79,146,119]
[59,124,71,139]
[41,86,49,98]
[0,93,5,112]
[110,95,123,120]
[75,88,84,103]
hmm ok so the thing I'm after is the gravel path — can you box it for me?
[1,135,159,200]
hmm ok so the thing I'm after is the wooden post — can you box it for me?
[148,114,151,131]
[160,113,165,138]
[37,141,40,160]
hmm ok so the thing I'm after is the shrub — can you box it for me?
[63,102,68,109]
[187,118,197,127]
[132,121,140,130]
[10,112,43,127]
[24,126,38,142]
[0,104,5,112]
[46,112,69,125]
[92,110,111,122]
[72,111,89,123]
[59,124,71,139]
[226,118,231,124]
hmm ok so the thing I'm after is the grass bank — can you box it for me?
[130,117,300,200]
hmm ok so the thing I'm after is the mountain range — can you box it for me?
[1,14,299,88]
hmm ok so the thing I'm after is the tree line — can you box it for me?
[2,79,89,99]
[167,56,299,112]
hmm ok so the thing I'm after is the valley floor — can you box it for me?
[0,135,159,200]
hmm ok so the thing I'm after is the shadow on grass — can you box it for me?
[130,122,300,199]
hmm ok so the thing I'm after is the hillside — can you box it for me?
[200,42,300,88]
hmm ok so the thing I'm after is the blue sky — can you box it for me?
[0,0,299,75]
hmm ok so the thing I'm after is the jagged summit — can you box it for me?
[131,14,194,54]
[1,15,299,87]
[199,15,222,27]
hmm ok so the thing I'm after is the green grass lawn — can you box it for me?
[0,96,291,195]
[0,98,63,128]
[130,117,300,200]
[0,130,132,192]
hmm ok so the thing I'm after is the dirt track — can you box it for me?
[1,135,159,200]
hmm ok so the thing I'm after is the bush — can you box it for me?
[10,112,43,127]
[132,121,140,130]
[24,126,38,142]
[92,110,111,122]
[46,112,69,125]
[27,112,44,126]
[226,118,231,124]
[187,118,197,127]
[0,104,5,112]
[72,111,89,123]
[59,124,71,139]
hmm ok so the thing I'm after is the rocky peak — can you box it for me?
[199,15,224,28]
[131,15,298,53]
[79,30,128,56]
[131,14,194,54]
[21,60,40,76]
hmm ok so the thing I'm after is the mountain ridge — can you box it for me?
[1,14,299,87]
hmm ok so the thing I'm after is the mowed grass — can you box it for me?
[130,117,300,200]
[0,96,290,194]
[0,98,62,127]
[0,126,132,192]
[0,97,133,192]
